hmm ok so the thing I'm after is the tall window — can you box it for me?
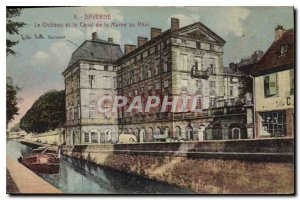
[148,68,152,77]
[209,58,215,74]
[196,42,201,49]
[91,132,98,143]
[89,93,96,101]
[84,132,89,143]
[195,57,201,70]
[209,97,216,107]
[89,75,95,88]
[264,73,277,97]
[155,65,159,75]
[230,86,234,96]
[129,71,134,84]
[195,95,202,109]
[113,77,117,89]
[209,81,216,89]
[260,111,286,137]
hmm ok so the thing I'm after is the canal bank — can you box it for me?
[7,140,194,194]
[62,138,294,194]
[6,156,62,194]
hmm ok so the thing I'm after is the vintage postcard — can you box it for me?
[6,6,295,194]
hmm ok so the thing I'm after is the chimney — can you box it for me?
[92,32,98,40]
[275,25,286,41]
[151,28,162,39]
[171,18,179,31]
[124,44,136,54]
[137,37,148,47]
[108,37,113,43]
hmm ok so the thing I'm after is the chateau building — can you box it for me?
[62,34,123,145]
[115,18,226,142]
[62,18,251,145]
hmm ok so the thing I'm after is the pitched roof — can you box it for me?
[65,39,123,71]
[237,51,263,75]
[252,29,294,76]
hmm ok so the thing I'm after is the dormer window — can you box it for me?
[280,44,288,55]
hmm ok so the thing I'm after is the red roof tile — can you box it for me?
[252,29,294,76]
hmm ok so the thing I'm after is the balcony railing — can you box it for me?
[190,69,209,79]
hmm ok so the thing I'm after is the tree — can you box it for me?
[238,75,253,100]
[6,77,21,126]
[20,90,65,133]
[6,8,26,56]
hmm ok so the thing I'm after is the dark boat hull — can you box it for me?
[18,156,60,174]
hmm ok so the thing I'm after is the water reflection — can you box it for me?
[7,140,194,194]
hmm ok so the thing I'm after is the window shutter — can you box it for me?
[264,76,270,96]
[269,74,277,96]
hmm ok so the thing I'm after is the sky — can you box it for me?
[6,6,294,127]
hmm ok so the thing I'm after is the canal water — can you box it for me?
[7,140,194,194]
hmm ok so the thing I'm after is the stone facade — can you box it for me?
[62,39,123,145]
[115,18,237,142]
[63,18,251,145]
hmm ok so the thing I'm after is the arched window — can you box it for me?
[140,128,146,143]
[212,123,222,140]
[175,126,181,139]
[228,123,247,140]
[164,126,171,137]
[100,132,105,143]
[147,127,153,142]
[185,126,193,140]
[232,128,241,139]
[84,132,89,143]
[104,129,112,143]
[154,127,161,135]
[193,128,199,141]
[91,132,98,143]
[134,128,140,142]
[128,128,133,135]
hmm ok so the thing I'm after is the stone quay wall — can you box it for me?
[62,138,294,194]
[22,129,63,145]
